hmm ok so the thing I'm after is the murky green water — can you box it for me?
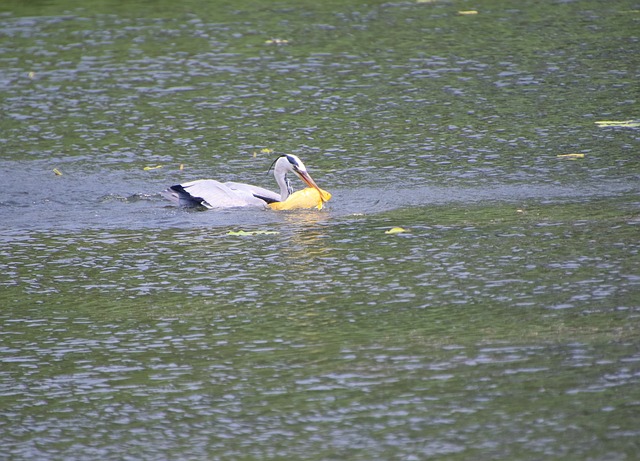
[1,0,639,459]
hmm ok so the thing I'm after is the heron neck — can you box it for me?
[276,172,292,201]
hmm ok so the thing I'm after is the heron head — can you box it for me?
[269,154,305,174]
[270,154,321,191]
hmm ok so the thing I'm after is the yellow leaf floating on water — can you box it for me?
[458,10,479,15]
[269,187,332,211]
[385,227,407,234]
[595,120,640,128]
[227,230,280,236]
[557,153,585,159]
[53,168,63,176]
[265,39,289,45]
[143,165,163,171]
[254,148,274,158]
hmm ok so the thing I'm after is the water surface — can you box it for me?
[1,0,639,459]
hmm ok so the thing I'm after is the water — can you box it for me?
[1,0,640,459]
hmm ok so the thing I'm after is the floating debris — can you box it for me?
[385,227,407,234]
[254,148,274,158]
[53,168,63,176]
[227,230,280,236]
[557,153,585,159]
[458,10,479,15]
[595,120,640,128]
[143,165,163,171]
[265,38,289,45]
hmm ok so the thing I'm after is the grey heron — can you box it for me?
[161,154,329,210]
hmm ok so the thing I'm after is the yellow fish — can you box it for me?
[268,187,332,211]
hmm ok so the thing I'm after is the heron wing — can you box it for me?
[224,182,280,203]
[163,180,267,209]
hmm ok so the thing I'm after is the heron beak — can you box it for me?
[297,170,330,202]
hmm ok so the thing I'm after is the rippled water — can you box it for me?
[1,0,639,459]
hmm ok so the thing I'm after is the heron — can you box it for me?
[161,154,331,210]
